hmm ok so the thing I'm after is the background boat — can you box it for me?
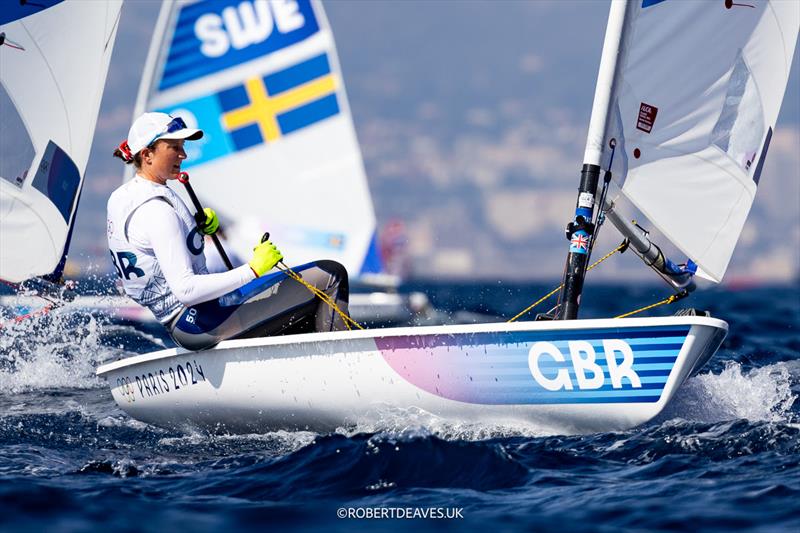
[0,0,121,284]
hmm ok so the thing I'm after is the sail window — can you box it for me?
[710,51,765,173]
[0,82,35,188]
[31,141,81,224]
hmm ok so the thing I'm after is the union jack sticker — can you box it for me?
[570,231,590,254]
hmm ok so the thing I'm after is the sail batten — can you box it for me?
[596,0,798,283]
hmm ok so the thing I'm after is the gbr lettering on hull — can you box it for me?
[195,0,306,58]
[529,340,644,391]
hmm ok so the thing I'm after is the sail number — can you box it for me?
[116,360,206,401]
[195,0,307,58]
[528,340,643,391]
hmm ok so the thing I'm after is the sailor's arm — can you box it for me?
[131,201,255,306]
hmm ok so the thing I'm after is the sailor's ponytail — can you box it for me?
[113,147,131,164]
[113,141,140,167]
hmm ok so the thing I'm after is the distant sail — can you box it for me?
[0,0,123,283]
[592,0,799,282]
[134,0,380,277]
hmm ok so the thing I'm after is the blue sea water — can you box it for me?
[1,281,798,532]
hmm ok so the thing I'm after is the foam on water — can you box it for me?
[96,414,156,431]
[659,361,798,424]
[337,406,580,441]
[157,429,318,457]
[0,309,124,393]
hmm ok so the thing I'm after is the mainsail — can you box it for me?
[133,0,381,277]
[0,0,123,283]
[587,0,799,283]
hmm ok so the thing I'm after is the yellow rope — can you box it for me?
[276,263,364,330]
[507,284,563,323]
[614,293,682,319]
[586,241,628,273]
[276,236,678,328]
[507,240,628,323]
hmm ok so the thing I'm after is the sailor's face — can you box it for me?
[143,139,187,183]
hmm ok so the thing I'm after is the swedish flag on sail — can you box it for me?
[156,54,340,168]
[218,53,339,151]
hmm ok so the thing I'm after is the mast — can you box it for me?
[557,0,630,320]
[132,0,173,121]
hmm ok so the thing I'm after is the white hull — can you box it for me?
[96,316,727,434]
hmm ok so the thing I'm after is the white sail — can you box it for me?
[133,0,381,277]
[0,0,122,283]
[588,0,799,282]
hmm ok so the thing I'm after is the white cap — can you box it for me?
[127,112,203,154]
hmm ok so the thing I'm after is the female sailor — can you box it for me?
[107,112,349,350]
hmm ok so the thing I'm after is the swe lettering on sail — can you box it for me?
[528,340,643,391]
[195,0,306,58]
[159,0,318,91]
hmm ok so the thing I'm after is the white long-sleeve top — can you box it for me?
[107,176,254,322]
[128,199,254,306]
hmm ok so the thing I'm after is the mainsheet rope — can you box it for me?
[614,292,687,319]
[507,239,685,322]
[276,263,364,331]
[178,173,363,330]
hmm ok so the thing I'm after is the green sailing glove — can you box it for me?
[201,207,219,235]
[248,239,283,277]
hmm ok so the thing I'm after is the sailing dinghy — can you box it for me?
[96,0,797,434]
[0,2,122,291]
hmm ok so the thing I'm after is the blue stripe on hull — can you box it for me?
[378,324,697,405]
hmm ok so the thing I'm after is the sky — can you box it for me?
[66,0,800,283]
